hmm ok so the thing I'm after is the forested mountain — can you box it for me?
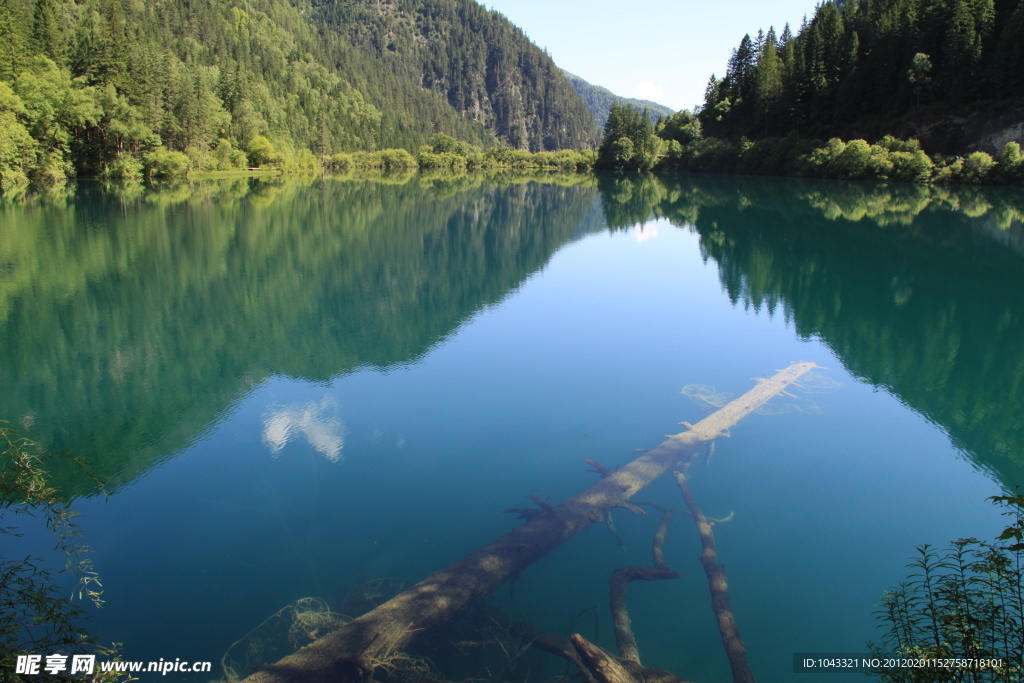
[561,70,674,128]
[312,0,597,152]
[700,0,1024,149]
[0,0,595,188]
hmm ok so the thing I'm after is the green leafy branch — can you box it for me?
[990,492,1024,552]
[868,495,1024,683]
[1,421,134,682]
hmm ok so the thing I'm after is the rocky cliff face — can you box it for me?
[890,106,1024,157]
[964,107,1024,156]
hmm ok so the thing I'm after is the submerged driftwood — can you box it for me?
[675,469,755,683]
[570,633,691,683]
[609,508,679,664]
[483,613,689,683]
[242,362,817,683]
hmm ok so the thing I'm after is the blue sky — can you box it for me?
[482,0,819,113]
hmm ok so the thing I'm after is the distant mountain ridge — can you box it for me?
[562,71,676,128]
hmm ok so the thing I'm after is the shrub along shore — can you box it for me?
[325,135,594,174]
[595,104,1024,186]
[138,127,1024,188]
[658,133,1024,185]
[1,109,596,191]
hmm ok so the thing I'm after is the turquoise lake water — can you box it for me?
[3,172,1023,682]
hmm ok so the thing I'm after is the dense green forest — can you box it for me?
[700,0,1024,142]
[0,0,597,190]
[561,70,674,128]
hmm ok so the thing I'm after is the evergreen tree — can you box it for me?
[779,22,793,47]
[812,2,846,111]
[834,29,860,122]
[31,0,61,62]
[596,103,659,170]
[753,28,765,55]
[944,0,983,100]
[703,74,721,111]
[94,0,128,86]
[728,34,756,103]
[753,33,782,133]
[0,0,25,82]
[995,1,1024,90]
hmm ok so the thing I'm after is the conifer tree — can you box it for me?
[0,0,25,82]
[753,33,782,134]
[725,34,755,104]
[945,0,982,100]
[703,74,721,111]
[97,0,128,85]
[779,22,793,47]
[834,29,860,121]
[596,103,658,170]
[31,0,61,62]
[995,1,1024,90]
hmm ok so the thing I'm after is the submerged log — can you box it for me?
[242,361,817,683]
[675,470,755,683]
[609,509,679,663]
[570,634,691,683]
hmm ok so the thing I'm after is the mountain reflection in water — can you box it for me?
[3,171,1024,682]
[6,172,1019,492]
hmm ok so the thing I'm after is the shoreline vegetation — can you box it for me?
[595,103,1024,186]
[5,91,1024,193]
[5,120,1024,197]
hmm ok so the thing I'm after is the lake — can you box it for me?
[3,171,1023,682]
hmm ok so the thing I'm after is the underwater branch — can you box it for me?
[675,469,754,683]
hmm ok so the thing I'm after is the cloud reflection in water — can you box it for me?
[262,397,346,462]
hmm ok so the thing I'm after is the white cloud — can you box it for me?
[633,80,665,101]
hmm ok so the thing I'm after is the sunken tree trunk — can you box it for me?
[242,362,817,683]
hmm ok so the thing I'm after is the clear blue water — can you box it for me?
[3,173,1022,682]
